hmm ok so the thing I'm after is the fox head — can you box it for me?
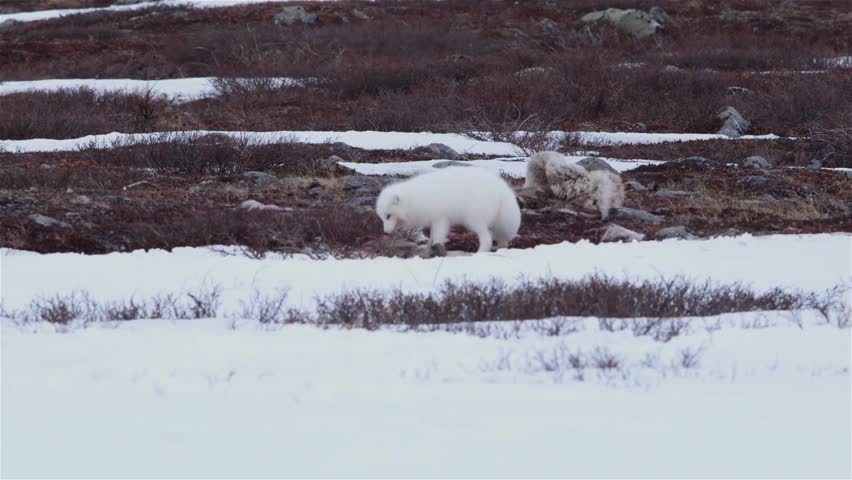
[375,186,408,234]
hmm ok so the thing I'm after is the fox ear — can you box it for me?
[391,194,401,206]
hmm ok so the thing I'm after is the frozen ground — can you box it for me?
[0,129,783,155]
[0,77,303,102]
[3,234,849,314]
[1,313,849,478]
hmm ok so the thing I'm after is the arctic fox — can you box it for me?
[524,151,624,219]
[375,167,521,253]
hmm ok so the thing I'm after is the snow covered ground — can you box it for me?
[1,313,849,478]
[3,234,849,314]
[0,129,782,155]
[0,77,302,102]
[340,157,663,176]
[0,0,318,24]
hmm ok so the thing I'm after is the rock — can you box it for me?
[623,180,649,191]
[614,207,664,224]
[738,175,771,188]
[581,8,663,38]
[805,159,823,169]
[716,228,742,238]
[537,18,561,35]
[718,106,750,138]
[656,225,697,240]
[432,160,472,169]
[515,66,549,78]
[727,86,753,96]
[677,156,722,169]
[240,200,284,211]
[0,19,20,30]
[601,224,645,242]
[351,9,371,21]
[273,6,318,26]
[742,156,770,169]
[343,175,388,194]
[648,6,671,25]
[577,157,618,174]
[414,143,460,160]
[242,171,276,186]
[195,133,233,145]
[314,155,353,174]
[30,214,71,229]
[654,189,691,199]
[664,65,681,72]
[70,195,92,205]
[755,194,777,202]
[348,196,377,208]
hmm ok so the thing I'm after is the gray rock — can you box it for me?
[648,6,671,25]
[755,194,777,203]
[0,19,20,30]
[70,195,92,205]
[656,225,697,240]
[315,155,353,174]
[654,189,691,199]
[664,65,681,72]
[351,9,371,21]
[727,86,753,96]
[343,175,386,194]
[601,224,645,242]
[538,18,561,35]
[623,180,649,191]
[718,106,750,138]
[677,156,722,169]
[414,143,460,160]
[432,160,472,169]
[30,214,71,229]
[614,207,664,224]
[743,156,770,169]
[581,8,662,38]
[515,66,549,79]
[273,6,318,26]
[577,157,618,174]
[738,175,771,188]
[348,196,377,208]
[805,159,823,169]
[242,171,276,186]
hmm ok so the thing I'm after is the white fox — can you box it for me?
[524,151,624,219]
[375,167,521,254]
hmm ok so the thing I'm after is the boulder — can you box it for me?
[601,224,645,242]
[577,157,618,174]
[348,196,377,208]
[656,225,697,240]
[677,156,722,169]
[581,8,662,38]
[648,6,671,25]
[0,19,20,30]
[432,160,471,168]
[654,189,692,199]
[718,106,750,138]
[343,175,388,194]
[614,207,664,224]
[30,214,71,229]
[242,171,276,186]
[738,175,772,189]
[414,143,460,160]
[351,9,371,21]
[742,156,771,169]
[273,6,318,26]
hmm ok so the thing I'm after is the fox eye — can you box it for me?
[386,215,391,220]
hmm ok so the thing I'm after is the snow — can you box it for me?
[1,314,849,478]
[3,234,849,314]
[0,129,783,155]
[0,0,320,24]
[340,157,662,176]
[0,77,303,102]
